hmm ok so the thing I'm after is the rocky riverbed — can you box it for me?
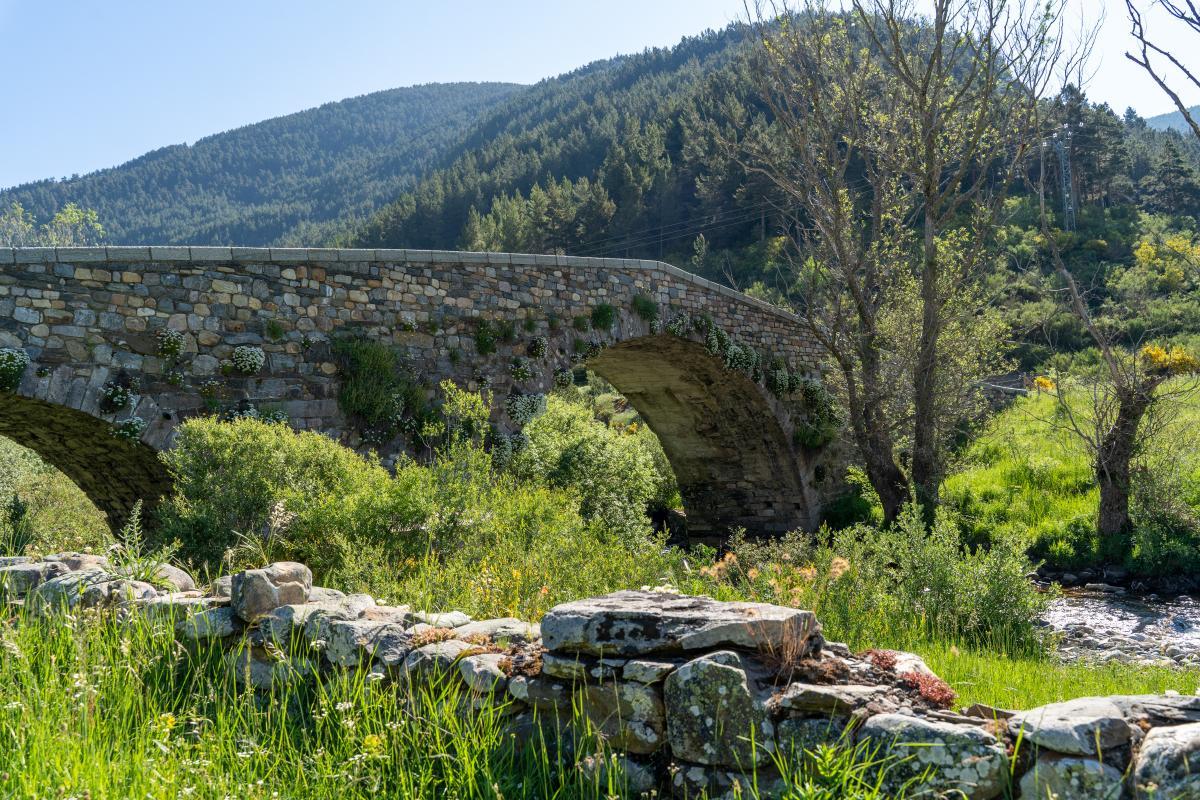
[1043,587,1200,667]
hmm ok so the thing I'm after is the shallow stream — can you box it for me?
[1044,589,1200,666]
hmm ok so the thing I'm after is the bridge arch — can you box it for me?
[0,379,172,529]
[587,334,817,542]
[1,247,828,540]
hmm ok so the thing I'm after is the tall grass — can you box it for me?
[944,389,1200,572]
[0,608,927,799]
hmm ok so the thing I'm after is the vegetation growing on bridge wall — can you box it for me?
[332,337,433,447]
[0,349,29,393]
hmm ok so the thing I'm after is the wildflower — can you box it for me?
[362,733,386,755]
[1032,375,1055,393]
[829,557,851,580]
[335,701,354,712]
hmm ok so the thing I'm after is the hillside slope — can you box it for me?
[349,26,773,281]
[0,82,523,246]
[1146,105,1200,132]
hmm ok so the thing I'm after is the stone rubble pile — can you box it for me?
[4,554,1200,798]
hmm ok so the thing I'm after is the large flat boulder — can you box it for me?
[541,591,819,657]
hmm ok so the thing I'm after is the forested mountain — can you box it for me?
[0,82,522,246]
[350,26,1200,298]
[1146,105,1200,132]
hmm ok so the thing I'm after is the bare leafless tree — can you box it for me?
[735,0,1072,519]
[1039,232,1200,537]
[1126,0,1200,141]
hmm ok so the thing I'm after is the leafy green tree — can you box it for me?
[1139,139,1200,217]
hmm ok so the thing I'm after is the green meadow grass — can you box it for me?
[944,389,1200,571]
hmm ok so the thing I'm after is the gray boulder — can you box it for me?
[622,658,679,684]
[209,575,233,600]
[412,610,472,628]
[773,683,887,714]
[454,617,539,643]
[306,586,345,602]
[324,618,411,668]
[1133,721,1200,799]
[670,762,786,800]
[258,594,375,648]
[542,591,819,657]
[403,639,473,682]
[458,652,509,693]
[0,560,70,599]
[858,714,1007,800]
[507,676,574,713]
[26,568,110,611]
[139,592,210,622]
[154,564,197,593]
[1009,698,1132,756]
[664,650,774,768]
[577,754,657,797]
[80,579,157,608]
[43,552,111,571]
[226,646,316,690]
[177,606,240,641]
[230,562,312,622]
[583,680,666,754]
[1020,754,1124,800]
[777,716,850,753]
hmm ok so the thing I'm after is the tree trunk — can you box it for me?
[910,205,942,513]
[849,346,910,526]
[1096,396,1149,541]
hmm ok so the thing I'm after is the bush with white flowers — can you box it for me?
[156,328,185,360]
[112,416,147,442]
[0,348,30,392]
[510,357,534,382]
[528,336,548,359]
[231,345,266,375]
[100,381,133,413]
[505,393,547,425]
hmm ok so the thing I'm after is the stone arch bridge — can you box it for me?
[0,247,828,544]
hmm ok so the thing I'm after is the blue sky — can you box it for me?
[0,0,1195,190]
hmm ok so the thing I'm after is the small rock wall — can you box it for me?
[2,553,1197,799]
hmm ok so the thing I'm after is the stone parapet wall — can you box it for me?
[1,553,1196,799]
[1,247,827,539]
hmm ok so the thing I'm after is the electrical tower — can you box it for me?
[1053,131,1076,232]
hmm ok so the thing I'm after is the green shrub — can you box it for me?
[631,294,658,323]
[693,503,1047,653]
[332,337,427,435]
[156,417,387,570]
[511,396,675,541]
[474,320,497,355]
[590,303,616,331]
